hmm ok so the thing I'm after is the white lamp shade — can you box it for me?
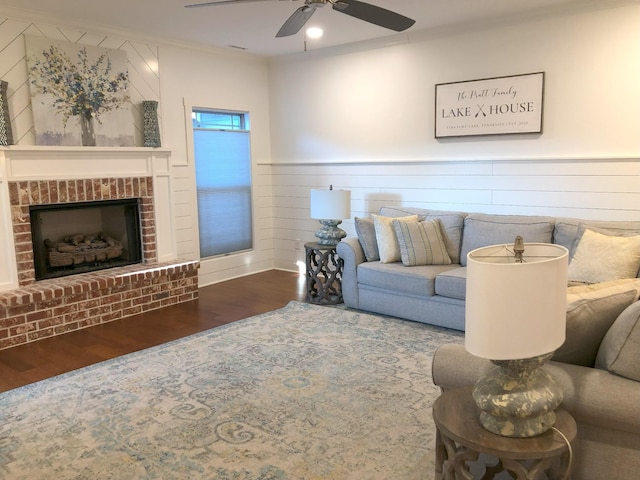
[465,243,569,360]
[310,189,351,220]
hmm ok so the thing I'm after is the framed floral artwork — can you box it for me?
[25,36,134,147]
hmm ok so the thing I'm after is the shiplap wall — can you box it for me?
[268,4,640,272]
[270,158,640,271]
[157,45,273,287]
[2,5,639,286]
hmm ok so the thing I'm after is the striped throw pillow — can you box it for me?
[393,219,452,266]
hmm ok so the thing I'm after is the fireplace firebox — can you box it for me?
[30,199,143,280]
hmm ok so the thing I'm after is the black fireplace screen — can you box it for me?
[30,199,143,281]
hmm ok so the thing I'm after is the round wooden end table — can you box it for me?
[304,242,344,305]
[432,387,577,480]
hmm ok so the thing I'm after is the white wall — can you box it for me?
[0,11,276,288]
[2,4,639,287]
[267,4,640,272]
[158,45,275,286]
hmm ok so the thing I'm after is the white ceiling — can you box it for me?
[0,0,634,57]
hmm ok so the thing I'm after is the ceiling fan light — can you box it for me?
[306,27,323,39]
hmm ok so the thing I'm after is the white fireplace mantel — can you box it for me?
[0,146,172,180]
[0,146,177,292]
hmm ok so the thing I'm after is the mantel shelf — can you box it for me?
[0,145,173,182]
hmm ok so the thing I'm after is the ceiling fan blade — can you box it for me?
[276,5,317,37]
[332,0,415,32]
[185,0,280,8]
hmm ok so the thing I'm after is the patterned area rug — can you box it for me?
[0,301,463,479]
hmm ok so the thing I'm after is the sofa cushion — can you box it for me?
[553,217,640,256]
[424,213,465,264]
[568,229,640,284]
[354,217,379,262]
[357,261,457,297]
[553,279,640,366]
[372,214,419,263]
[393,219,452,266]
[577,222,640,241]
[459,214,555,266]
[379,206,428,219]
[434,267,467,300]
[596,300,640,381]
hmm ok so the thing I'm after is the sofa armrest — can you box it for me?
[432,343,491,389]
[337,237,366,308]
[432,343,640,436]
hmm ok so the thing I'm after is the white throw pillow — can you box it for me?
[372,214,419,263]
[567,228,640,284]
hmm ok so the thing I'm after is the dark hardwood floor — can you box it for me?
[0,270,306,393]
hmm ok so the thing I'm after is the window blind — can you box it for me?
[194,128,253,258]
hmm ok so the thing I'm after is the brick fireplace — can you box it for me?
[0,148,199,350]
[10,177,156,286]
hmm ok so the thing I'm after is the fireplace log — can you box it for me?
[46,232,124,267]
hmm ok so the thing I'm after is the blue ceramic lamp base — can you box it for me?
[314,219,347,246]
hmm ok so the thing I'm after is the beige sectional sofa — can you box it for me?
[337,206,640,479]
[432,333,640,480]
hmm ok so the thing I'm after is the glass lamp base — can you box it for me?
[472,353,563,437]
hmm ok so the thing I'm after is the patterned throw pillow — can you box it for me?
[393,219,452,266]
[568,229,640,283]
[372,214,419,263]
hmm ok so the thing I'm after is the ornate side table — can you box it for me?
[432,387,577,480]
[304,242,344,305]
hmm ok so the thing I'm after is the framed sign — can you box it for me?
[435,72,544,138]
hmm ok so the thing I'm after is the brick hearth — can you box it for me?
[0,261,199,350]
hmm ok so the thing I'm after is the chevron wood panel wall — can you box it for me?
[0,16,161,146]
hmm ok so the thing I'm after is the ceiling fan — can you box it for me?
[184,0,416,38]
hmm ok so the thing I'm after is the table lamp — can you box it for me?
[465,238,569,437]
[310,185,351,246]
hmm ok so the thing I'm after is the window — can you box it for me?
[193,109,253,258]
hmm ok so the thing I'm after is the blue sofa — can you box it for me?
[337,206,640,330]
